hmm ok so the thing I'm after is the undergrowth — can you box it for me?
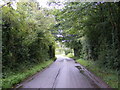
[76,59,118,88]
[2,60,53,88]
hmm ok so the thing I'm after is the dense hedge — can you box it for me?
[2,2,55,72]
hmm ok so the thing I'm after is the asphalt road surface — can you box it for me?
[16,55,110,88]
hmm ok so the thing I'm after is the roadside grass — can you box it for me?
[2,60,53,88]
[76,59,118,88]
[66,53,74,58]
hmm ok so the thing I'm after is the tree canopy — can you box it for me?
[52,2,119,70]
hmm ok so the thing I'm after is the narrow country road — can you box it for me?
[16,55,110,88]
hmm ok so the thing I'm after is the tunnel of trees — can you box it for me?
[1,1,119,88]
[52,2,120,70]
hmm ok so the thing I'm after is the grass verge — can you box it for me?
[2,60,53,88]
[76,59,118,88]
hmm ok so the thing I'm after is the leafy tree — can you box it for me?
[2,2,55,72]
[53,2,119,70]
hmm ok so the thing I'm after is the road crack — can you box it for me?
[52,68,61,88]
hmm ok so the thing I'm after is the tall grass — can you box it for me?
[2,60,53,88]
[76,59,118,88]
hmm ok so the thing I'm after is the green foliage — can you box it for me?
[64,49,72,55]
[2,1,119,88]
[2,60,53,88]
[53,2,119,70]
[77,59,118,88]
[2,2,55,88]
[66,53,74,58]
